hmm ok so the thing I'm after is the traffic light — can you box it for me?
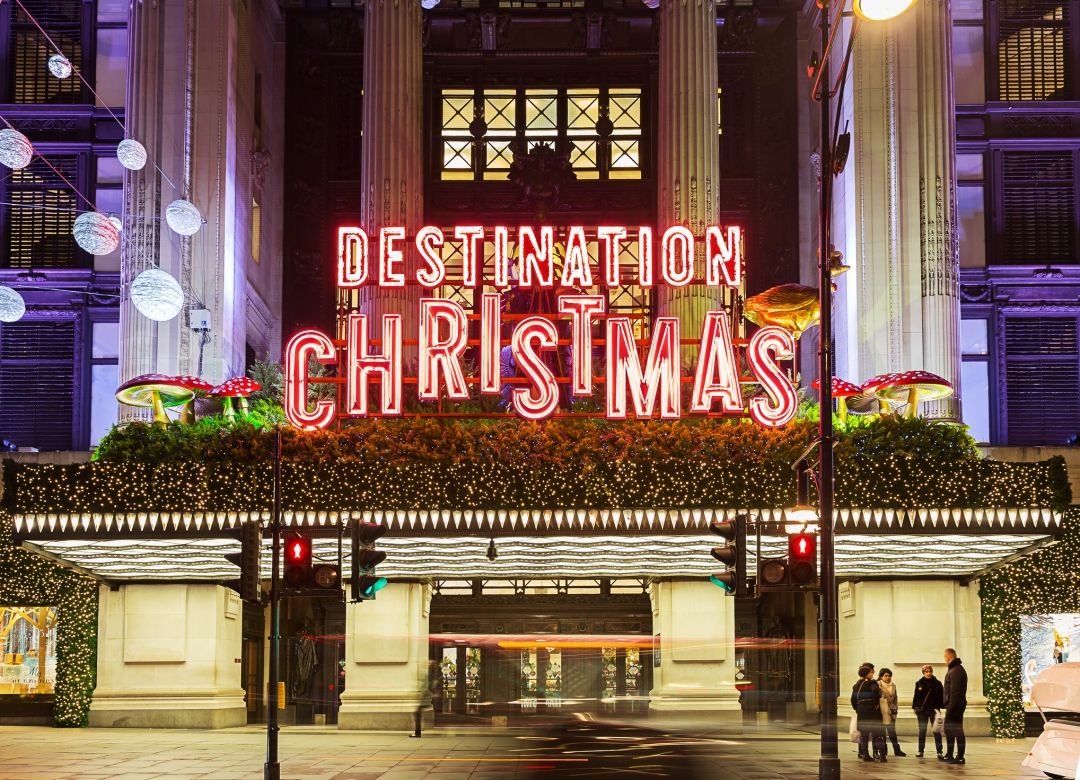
[788,532,818,587]
[283,534,312,588]
[224,521,262,603]
[351,522,388,602]
[708,515,747,597]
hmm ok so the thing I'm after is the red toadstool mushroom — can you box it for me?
[114,374,195,426]
[858,372,903,415]
[811,376,862,422]
[874,370,953,419]
[173,375,213,424]
[210,376,261,418]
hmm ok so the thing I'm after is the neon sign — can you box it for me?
[285,225,799,429]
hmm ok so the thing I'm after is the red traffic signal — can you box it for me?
[788,532,817,586]
[284,534,312,588]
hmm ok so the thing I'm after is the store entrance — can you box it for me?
[429,589,653,724]
[278,597,346,726]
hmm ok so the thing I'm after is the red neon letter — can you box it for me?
[598,226,627,288]
[419,299,469,400]
[379,227,406,287]
[661,226,694,287]
[746,326,798,428]
[284,330,337,430]
[637,226,654,288]
[455,225,485,288]
[558,294,605,396]
[346,313,402,416]
[511,317,560,420]
[338,227,369,288]
[561,226,593,289]
[690,310,743,414]
[706,225,742,288]
[416,226,446,288]
[494,226,510,288]
[518,226,555,288]
[605,317,681,420]
[480,292,502,394]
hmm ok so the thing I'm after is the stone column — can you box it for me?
[339,582,432,730]
[648,579,741,727]
[835,4,961,419]
[654,0,730,335]
[838,579,989,736]
[354,0,424,332]
[89,584,246,728]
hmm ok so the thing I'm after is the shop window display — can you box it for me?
[0,606,57,695]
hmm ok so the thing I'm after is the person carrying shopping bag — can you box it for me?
[912,664,945,758]
[851,663,887,762]
[878,668,907,756]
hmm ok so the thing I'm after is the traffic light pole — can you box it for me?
[265,428,282,780]
[816,1,840,777]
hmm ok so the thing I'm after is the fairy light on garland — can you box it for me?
[980,508,1080,738]
[0,514,96,727]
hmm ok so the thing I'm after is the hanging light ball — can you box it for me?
[48,54,73,79]
[108,214,123,233]
[117,139,147,171]
[73,211,121,255]
[130,268,184,322]
[165,198,203,236]
[0,128,34,170]
[0,286,26,323]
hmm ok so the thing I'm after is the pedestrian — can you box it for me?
[912,664,944,758]
[851,662,887,763]
[877,668,906,756]
[941,647,967,765]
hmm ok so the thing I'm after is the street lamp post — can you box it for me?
[812,0,917,777]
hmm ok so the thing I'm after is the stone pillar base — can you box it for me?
[338,701,434,731]
[89,691,246,729]
[648,689,742,731]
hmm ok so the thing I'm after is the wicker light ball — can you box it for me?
[165,198,203,236]
[48,54,73,79]
[0,286,26,323]
[0,128,33,170]
[73,211,121,255]
[117,139,147,171]
[130,268,184,322]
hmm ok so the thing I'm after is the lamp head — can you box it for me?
[852,0,917,21]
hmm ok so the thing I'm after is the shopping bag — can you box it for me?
[932,712,946,735]
[849,716,861,743]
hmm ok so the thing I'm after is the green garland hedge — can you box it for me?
[2,417,1070,513]
[981,508,1080,737]
[0,516,97,726]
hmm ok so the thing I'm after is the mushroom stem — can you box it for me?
[905,386,921,418]
[838,397,848,422]
[222,397,236,419]
[150,390,168,426]
[239,397,250,415]
[179,401,194,425]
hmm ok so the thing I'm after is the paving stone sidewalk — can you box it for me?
[0,724,1052,780]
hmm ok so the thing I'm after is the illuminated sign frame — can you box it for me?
[285,224,799,428]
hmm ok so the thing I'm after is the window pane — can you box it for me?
[5,158,80,269]
[1000,151,1074,263]
[997,1,1069,101]
[95,27,128,108]
[11,0,83,104]
[961,361,991,443]
[961,319,988,355]
[90,363,119,447]
[92,321,119,358]
[524,90,558,138]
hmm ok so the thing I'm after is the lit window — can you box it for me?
[997,1,1069,100]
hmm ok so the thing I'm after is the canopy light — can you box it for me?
[130,268,184,322]
[0,285,26,323]
[117,139,147,171]
[165,198,203,236]
[0,128,33,170]
[852,0,917,21]
[73,211,120,255]
[48,54,73,79]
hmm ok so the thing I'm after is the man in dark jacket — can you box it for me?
[941,648,968,764]
[912,663,945,758]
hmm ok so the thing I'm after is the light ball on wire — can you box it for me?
[0,285,26,323]
[107,214,123,233]
[130,268,184,322]
[72,211,120,255]
[48,54,73,79]
[165,198,203,236]
[0,128,34,170]
[117,139,147,171]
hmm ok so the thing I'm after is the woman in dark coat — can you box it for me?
[912,663,945,758]
[851,663,887,762]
